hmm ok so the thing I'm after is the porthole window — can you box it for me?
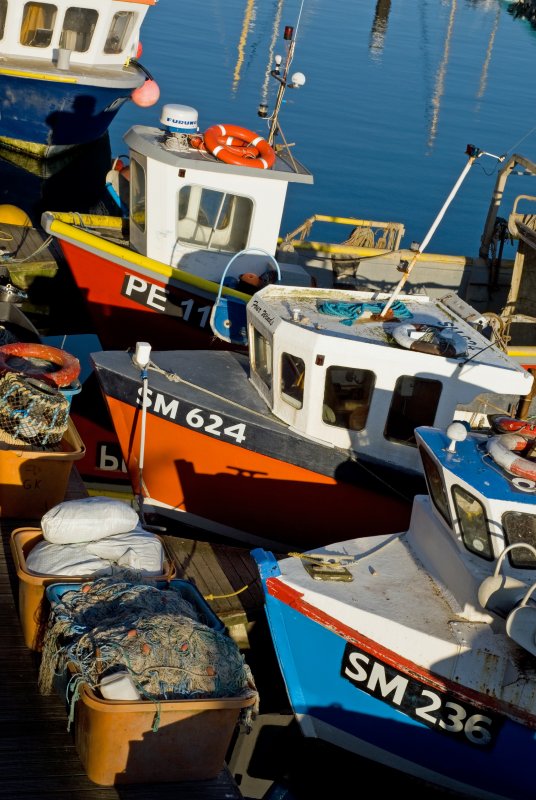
[322,366,374,429]
[104,11,136,54]
[60,7,98,52]
[452,485,493,560]
[21,3,57,48]
[385,375,442,446]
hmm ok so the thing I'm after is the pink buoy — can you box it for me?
[131,79,160,108]
[136,41,143,58]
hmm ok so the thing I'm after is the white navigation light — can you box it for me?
[133,341,152,369]
[446,421,468,452]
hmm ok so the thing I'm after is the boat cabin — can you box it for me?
[122,107,314,279]
[246,284,534,474]
[414,424,536,624]
[0,0,154,69]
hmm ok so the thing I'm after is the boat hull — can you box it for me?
[59,238,247,351]
[0,71,143,158]
[91,350,416,549]
[253,550,535,800]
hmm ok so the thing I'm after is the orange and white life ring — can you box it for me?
[0,342,80,388]
[190,133,260,158]
[202,124,276,170]
[391,322,467,358]
[486,433,536,482]
[489,415,536,438]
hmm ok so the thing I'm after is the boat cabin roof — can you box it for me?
[247,284,530,389]
[417,426,536,507]
[125,125,314,184]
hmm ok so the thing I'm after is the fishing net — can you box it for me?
[0,372,69,447]
[38,569,258,731]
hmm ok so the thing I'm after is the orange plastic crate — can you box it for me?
[73,681,258,785]
[0,417,85,518]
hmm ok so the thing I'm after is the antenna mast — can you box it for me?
[258,26,306,149]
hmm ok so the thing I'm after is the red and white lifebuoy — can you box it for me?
[201,124,276,170]
[489,414,536,438]
[191,133,260,158]
[0,343,80,388]
[486,433,536,482]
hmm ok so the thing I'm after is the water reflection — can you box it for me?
[0,134,111,225]
[369,0,391,61]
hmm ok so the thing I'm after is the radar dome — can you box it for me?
[160,104,198,134]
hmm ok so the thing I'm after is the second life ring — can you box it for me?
[489,414,536,438]
[0,342,81,388]
[202,124,276,170]
[391,322,467,358]
[487,433,536,482]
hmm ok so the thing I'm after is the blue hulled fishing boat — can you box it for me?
[252,415,536,799]
[0,0,159,158]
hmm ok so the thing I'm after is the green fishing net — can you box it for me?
[38,568,258,730]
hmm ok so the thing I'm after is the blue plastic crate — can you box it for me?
[46,578,224,631]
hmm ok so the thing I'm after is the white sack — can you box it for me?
[86,526,165,575]
[41,496,140,544]
[25,540,112,576]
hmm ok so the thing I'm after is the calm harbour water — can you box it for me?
[3,0,536,262]
[0,2,533,797]
[108,0,536,260]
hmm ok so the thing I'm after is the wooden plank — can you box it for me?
[162,534,267,630]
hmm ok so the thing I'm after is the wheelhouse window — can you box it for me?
[177,186,252,252]
[385,375,442,446]
[104,10,136,54]
[252,327,272,389]
[281,353,305,409]
[503,511,536,568]
[452,485,493,560]
[322,366,374,429]
[130,159,146,233]
[419,446,451,525]
[0,0,7,39]
[21,3,57,47]
[60,7,98,52]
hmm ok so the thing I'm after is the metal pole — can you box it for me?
[268,38,295,146]
[133,341,152,522]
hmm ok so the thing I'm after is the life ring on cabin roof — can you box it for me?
[391,322,467,358]
[202,124,276,170]
[0,343,80,388]
[487,433,536,482]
